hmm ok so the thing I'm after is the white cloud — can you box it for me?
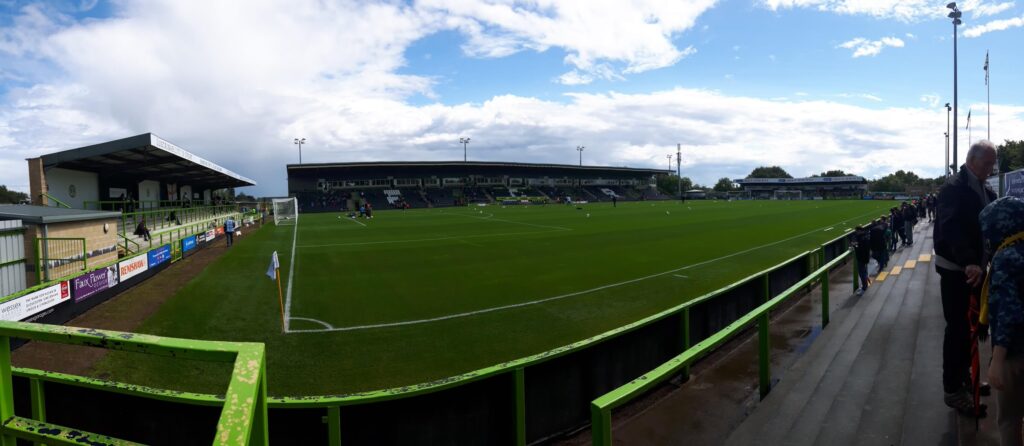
[920,94,941,107]
[905,33,916,39]
[2,0,1024,195]
[964,0,1016,17]
[423,0,717,80]
[759,0,942,22]
[963,14,1024,37]
[838,36,904,57]
[838,93,883,102]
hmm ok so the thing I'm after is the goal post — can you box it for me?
[773,189,802,200]
[272,198,298,225]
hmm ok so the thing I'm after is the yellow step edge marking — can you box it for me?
[876,272,889,282]
[918,254,932,262]
[905,260,917,269]
[890,266,903,276]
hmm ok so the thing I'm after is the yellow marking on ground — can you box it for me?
[905,260,917,269]
[918,254,931,262]
[890,266,902,276]
[876,272,889,282]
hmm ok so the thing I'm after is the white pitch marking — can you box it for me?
[283,222,298,332]
[673,274,689,279]
[288,209,883,334]
[289,317,334,329]
[823,227,834,232]
[297,229,563,249]
[343,217,367,227]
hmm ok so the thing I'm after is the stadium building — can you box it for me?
[286,161,668,211]
[733,175,868,199]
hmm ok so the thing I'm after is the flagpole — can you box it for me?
[276,268,285,332]
[986,51,990,142]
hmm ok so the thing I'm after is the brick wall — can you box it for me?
[25,218,121,286]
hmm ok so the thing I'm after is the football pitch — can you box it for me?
[94,200,894,396]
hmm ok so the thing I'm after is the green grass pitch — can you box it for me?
[93,199,894,396]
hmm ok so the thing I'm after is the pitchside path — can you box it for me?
[608,220,1000,445]
[719,220,1000,445]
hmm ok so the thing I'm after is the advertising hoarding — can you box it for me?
[72,266,118,303]
[118,256,148,282]
[148,244,172,268]
[0,281,70,321]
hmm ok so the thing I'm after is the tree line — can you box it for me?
[658,139,1024,194]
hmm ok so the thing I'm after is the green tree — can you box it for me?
[747,166,792,179]
[656,174,692,195]
[235,192,257,202]
[868,170,944,192]
[0,185,28,204]
[997,140,1024,173]
[818,170,851,177]
[713,177,737,192]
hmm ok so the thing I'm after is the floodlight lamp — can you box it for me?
[949,10,962,18]
[946,2,956,9]
[954,18,962,25]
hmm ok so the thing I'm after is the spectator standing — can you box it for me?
[980,197,1024,445]
[934,140,998,414]
[853,225,871,295]
[225,216,237,247]
[903,202,917,246]
[891,207,905,249]
[869,218,888,273]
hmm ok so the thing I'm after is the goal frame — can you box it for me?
[272,198,298,225]
[773,189,802,201]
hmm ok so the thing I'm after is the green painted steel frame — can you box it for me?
[34,237,86,283]
[588,245,854,446]
[0,321,267,446]
[0,228,856,445]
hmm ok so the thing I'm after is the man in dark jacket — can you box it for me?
[902,202,917,246]
[853,226,871,295]
[869,218,887,272]
[891,207,904,249]
[934,140,998,414]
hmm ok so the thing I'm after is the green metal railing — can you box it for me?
[121,204,237,235]
[0,321,267,445]
[39,193,70,209]
[588,244,853,445]
[0,224,857,444]
[118,232,140,256]
[34,237,86,282]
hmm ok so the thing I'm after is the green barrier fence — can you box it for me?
[589,244,852,445]
[34,237,86,283]
[0,227,856,444]
[0,321,267,445]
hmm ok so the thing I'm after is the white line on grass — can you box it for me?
[297,229,564,249]
[343,217,367,227]
[283,222,298,332]
[288,209,880,334]
[289,316,334,329]
[447,211,572,231]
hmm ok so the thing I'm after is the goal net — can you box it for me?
[272,198,298,225]
[773,190,802,200]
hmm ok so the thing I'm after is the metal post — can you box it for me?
[676,144,682,200]
[952,10,961,172]
[590,405,611,446]
[758,312,771,399]
[577,146,585,166]
[820,249,830,327]
[514,368,526,446]
[327,406,341,446]
[0,336,14,446]
[29,378,45,424]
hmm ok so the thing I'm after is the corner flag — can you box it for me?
[267,251,279,280]
[268,251,285,331]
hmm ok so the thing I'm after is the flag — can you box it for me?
[266,251,279,280]
[967,109,971,129]
[984,51,989,86]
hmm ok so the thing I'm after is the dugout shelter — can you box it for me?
[27,133,256,210]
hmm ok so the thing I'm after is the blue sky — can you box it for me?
[1,0,1023,196]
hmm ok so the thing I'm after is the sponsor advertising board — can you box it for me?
[197,233,207,243]
[148,244,172,268]
[72,265,119,303]
[206,229,216,241]
[182,235,197,252]
[0,281,71,321]
[216,226,225,235]
[118,255,149,282]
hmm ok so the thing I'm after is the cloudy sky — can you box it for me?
[1,0,1022,195]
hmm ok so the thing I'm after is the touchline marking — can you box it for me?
[283,222,298,332]
[288,209,881,334]
[297,229,564,249]
[673,274,689,279]
[447,211,572,231]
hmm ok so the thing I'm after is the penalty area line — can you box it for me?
[287,209,880,334]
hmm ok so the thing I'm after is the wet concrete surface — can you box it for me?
[555,263,858,446]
